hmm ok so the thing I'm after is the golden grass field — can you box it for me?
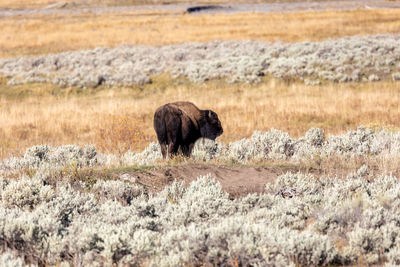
[1,7,400,158]
[0,0,345,9]
[2,8,400,58]
[0,0,230,9]
[1,76,400,158]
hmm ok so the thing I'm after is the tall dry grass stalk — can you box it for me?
[1,77,400,158]
[1,8,400,57]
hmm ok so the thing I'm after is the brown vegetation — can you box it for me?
[1,76,400,158]
[2,8,400,58]
[1,5,400,158]
[0,0,353,9]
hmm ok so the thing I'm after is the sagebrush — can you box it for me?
[2,34,400,88]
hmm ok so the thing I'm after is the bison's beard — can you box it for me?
[200,126,222,141]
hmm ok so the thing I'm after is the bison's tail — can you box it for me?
[154,109,167,145]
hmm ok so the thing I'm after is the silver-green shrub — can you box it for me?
[121,142,161,166]
[3,126,400,169]
[1,34,400,87]
[0,145,99,174]
[387,245,400,266]
[91,179,144,205]
[0,251,33,267]
[1,171,400,265]
[1,175,54,209]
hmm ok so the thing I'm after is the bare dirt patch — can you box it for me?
[104,164,336,198]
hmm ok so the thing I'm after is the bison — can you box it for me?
[154,101,223,158]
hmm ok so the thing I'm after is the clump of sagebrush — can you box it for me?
[1,34,400,87]
[122,125,400,167]
[1,171,400,266]
[1,174,54,209]
[0,144,101,174]
[0,251,29,267]
[91,179,144,205]
[191,138,226,161]
[120,142,162,166]
[2,126,400,170]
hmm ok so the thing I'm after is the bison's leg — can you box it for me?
[160,143,167,159]
[167,142,180,158]
[181,145,190,157]
[165,114,181,158]
[154,110,168,158]
[181,143,195,157]
[188,143,195,155]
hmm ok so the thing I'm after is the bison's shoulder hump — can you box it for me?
[170,102,202,119]
[155,103,181,115]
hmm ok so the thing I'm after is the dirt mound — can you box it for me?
[112,164,329,198]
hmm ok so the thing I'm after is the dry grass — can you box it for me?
[0,0,214,9]
[2,8,400,58]
[2,4,400,158]
[94,113,148,154]
[0,0,171,9]
[0,0,349,9]
[1,76,400,158]
[0,0,133,9]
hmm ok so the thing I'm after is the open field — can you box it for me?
[2,8,400,58]
[0,0,369,9]
[1,31,400,158]
[2,1,400,265]
[1,78,400,158]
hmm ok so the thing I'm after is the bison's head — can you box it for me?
[200,110,223,140]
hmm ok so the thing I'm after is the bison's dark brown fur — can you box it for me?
[153,101,223,158]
